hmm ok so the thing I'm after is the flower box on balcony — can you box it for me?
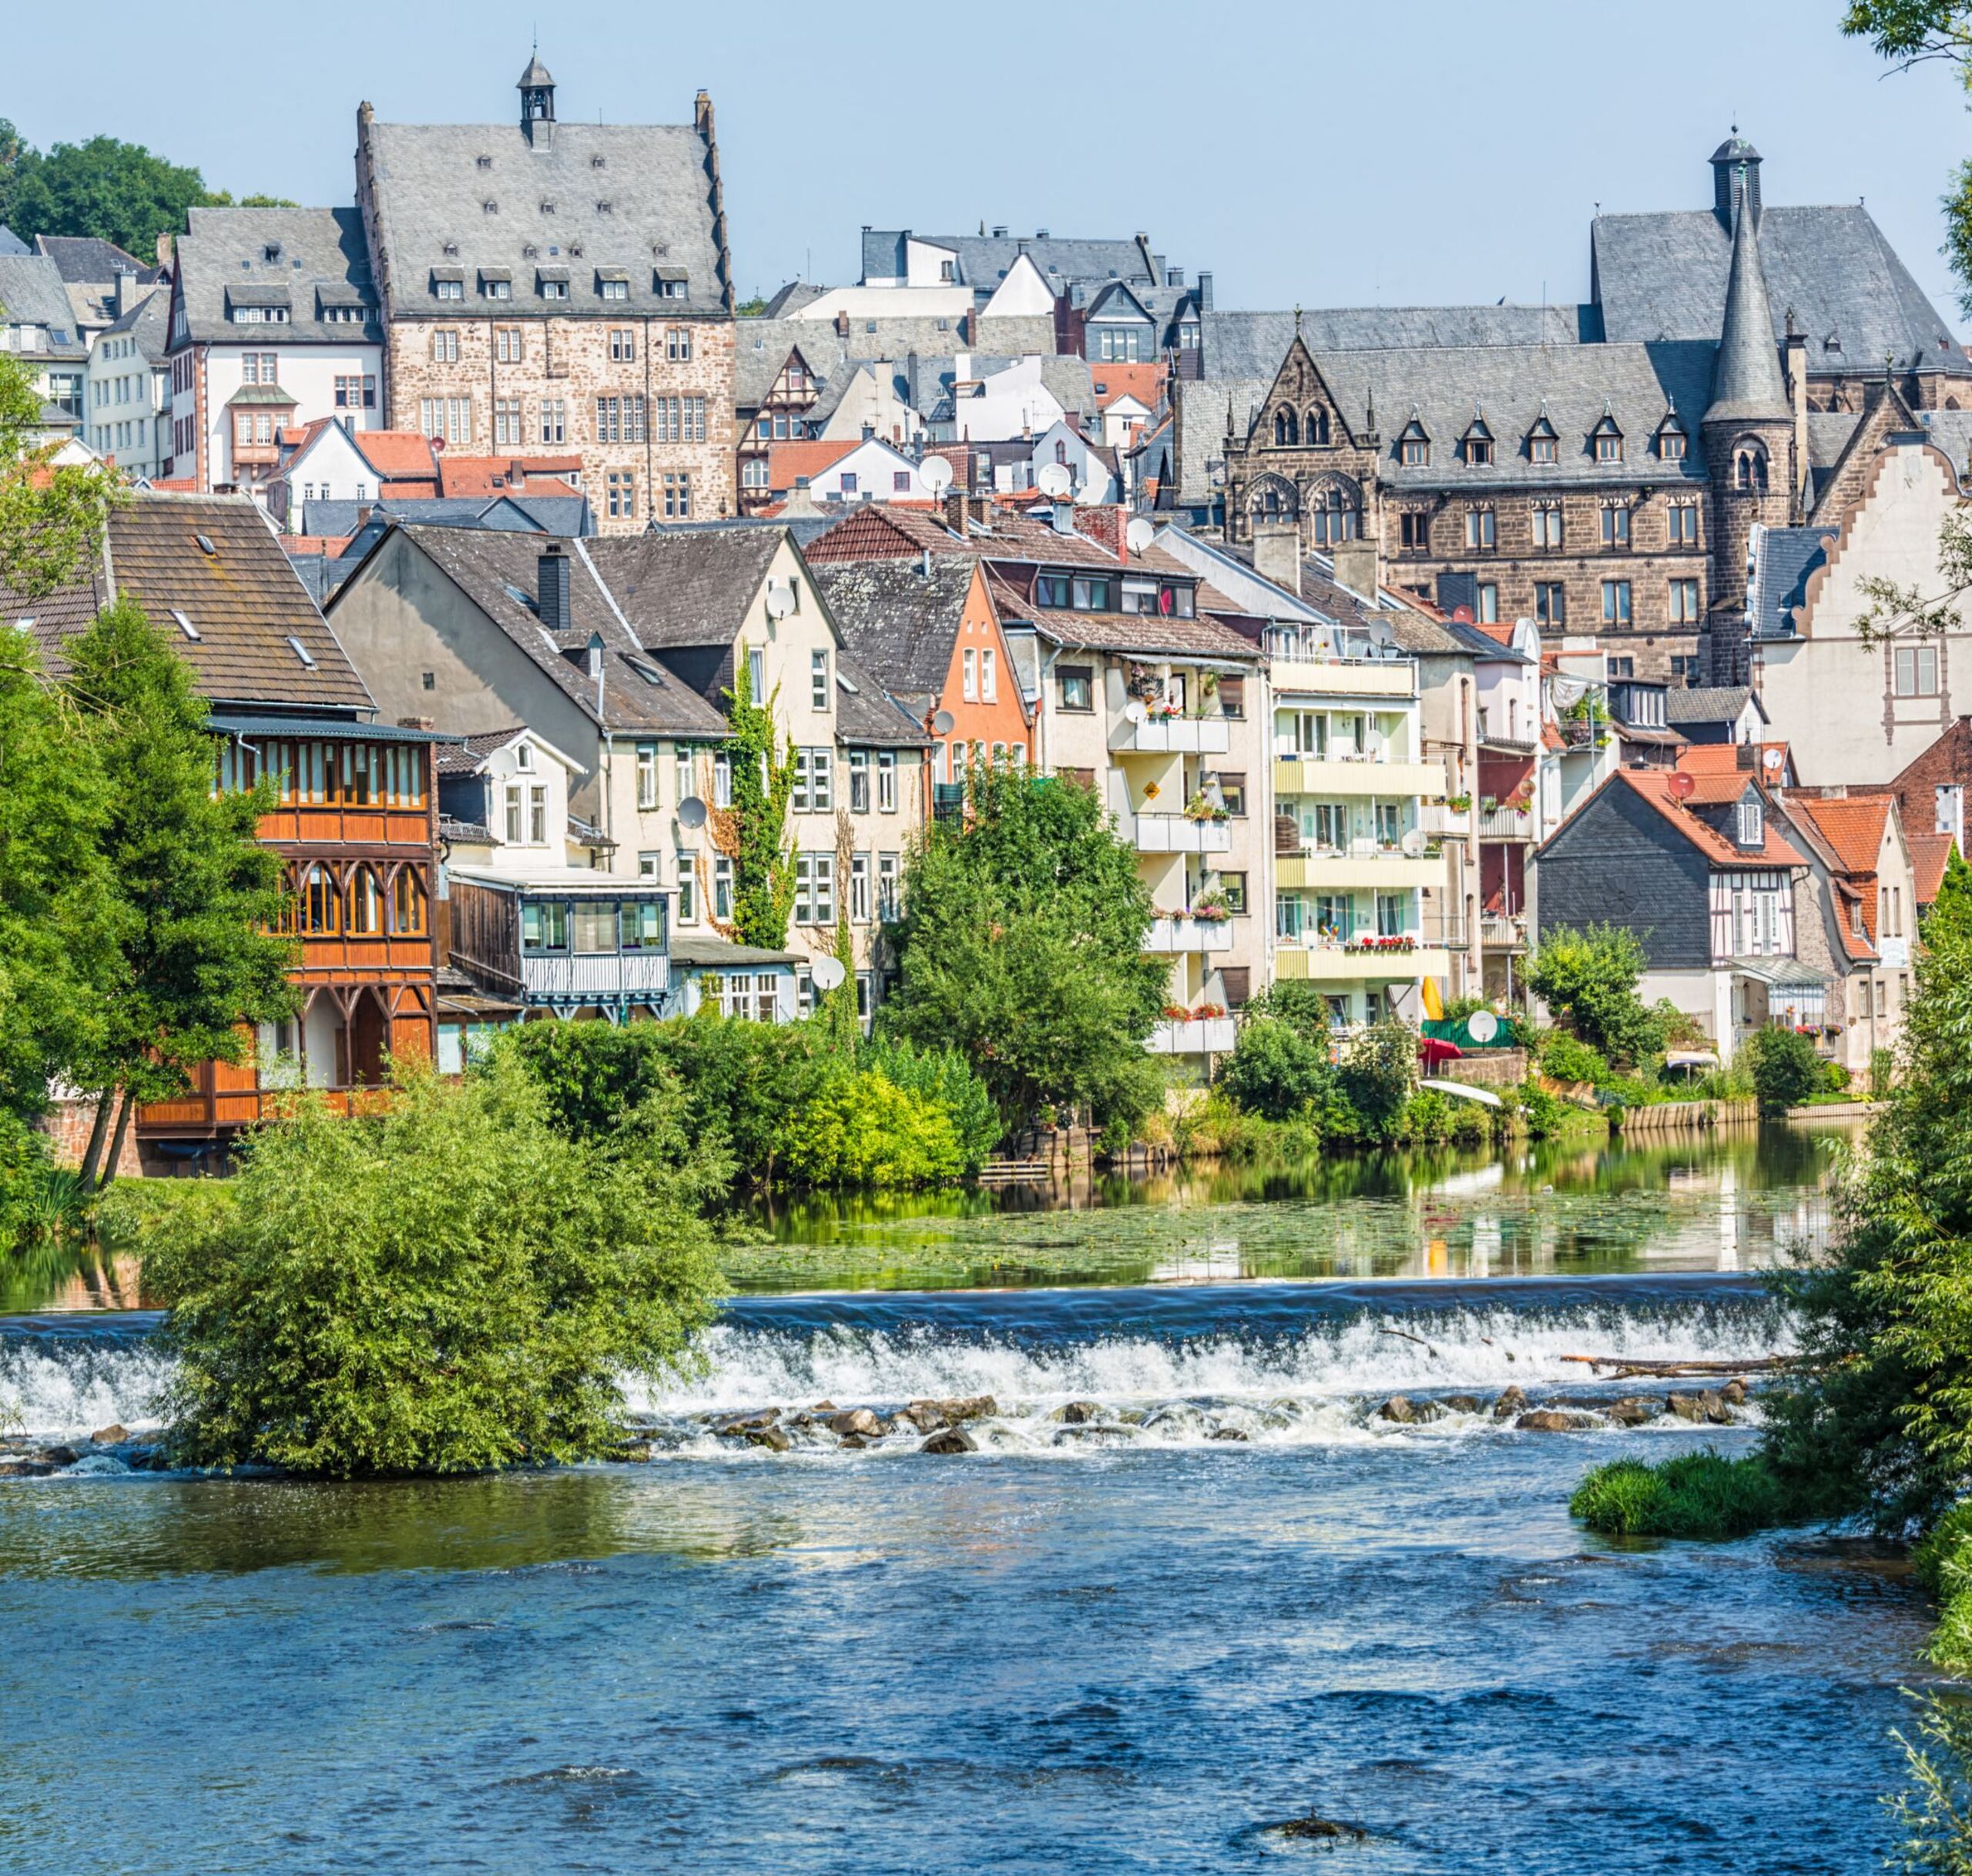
[1343,935,1416,954]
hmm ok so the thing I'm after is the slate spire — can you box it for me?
[1705,183,1789,427]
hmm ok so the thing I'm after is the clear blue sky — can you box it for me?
[11,0,1971,325]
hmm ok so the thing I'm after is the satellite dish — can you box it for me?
[931,709,956,735]
[1467,1009,1499,1044]
[676,796,708,830]
[1762,747,1783,770]
[765,583,795,621]
[1037,462,1073,498]
[1401,829,1425,857]
[1125,518,1155,554]
[810,955,847,992]
[1666,772,1696,801]
[1125,699,1147,725]
[921,454,953,494]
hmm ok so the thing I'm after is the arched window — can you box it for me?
[1309,485,1358,546]
[391,867,428,936]
[1307,407,1330,445]
[1273,407,1299,447]
[1734,442,1769,492]
[347,866,384,936]
[299,864,340,935]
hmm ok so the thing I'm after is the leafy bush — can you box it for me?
[1541,1031,1611,1087]
[1402,1090,1451,1144]
[1569,1450,1830,1539]
[1216,1016,1335,1122]
[1514,1080,1569,1140]
[778,1066,966,1188]
[1742,1026,1823,1117]
[1246,981,1336,1044]
[1527,923,1665,1067]
[1335,1020,1416,1143]
[1177,1090,1321,1164]
[146,1059,724,1477]
[857,1035,1001,1170]
[1823,1060,1852,1094]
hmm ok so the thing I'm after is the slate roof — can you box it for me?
[1200,305,1583,379]
[0,253,85,357]
[864,229,1162,291]
[1705,194,1791,425]
[433,726,528,775]
[984,572,1258,662]
[1592,204,1966,375]
[173,206,380,346]
[1749,524,1832,639]
[808,557,977,703]
[1606,768,1806,868]
[1665,685,1762,729]
[347,525,726,738]
[33,234,153,285]
[586,528,783,649]
[363,115,727,320]
[731,315,1060,408]
[305,494,592,539]
[99,286,170,363]
[0,226,27,256]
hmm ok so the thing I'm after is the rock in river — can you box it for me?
[921,1428,976,1455]
[1053,1401,1103,1425]
[1607,1397,1660,1426]
[1492,1386,1529,1419]
[1516,1409,1600,1433]
[1377,1395,1419,1424]
[828,1409,880,1438]
[90,1425,128,1446]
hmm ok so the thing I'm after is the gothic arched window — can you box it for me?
[1734,441,1769,492]
[1274,407,1300,447]
[1307,407,1330,445]
[1308,484,1358,546]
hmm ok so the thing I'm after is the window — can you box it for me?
[606,470,637,520]
[1670,654,1702,682]
[877,750,897,812]
[721,972,778,1022]
[1658,426,1687,462]
[434,278,464,303]
[1308,486,1356,546]
[1376,891,1408,938]
[666,327,692,362]
[1608,656,1635,678]
[1220,675,1246,719]
[542,278,569,301]
[636,742,659,810]
[1100,327,1143,363]
[713,856,733,923]
[962,647,978,702]
[1601,504,1630,549]
[620,900,664,951]
[595,395,647,444]
[747,648,766,702]
[794,853,836,925]
[793,747,833,813]
[1669,578,1701,624]
[522,901,568,953]
[1895,643,1941,697]
[840,473,860,496]
[418,397,473,445]
[495,327,524,363]
[528,785,548,846]
[1464,508,1496,551]
[1400,512,1430,552]
[483,277,511,301]
[391,868,427,936]
[1528,425,1558,465]
[981,647,997,703]
[893,470,911,493]
[240,352,278,384]
[1534,582,1567,625]
[850,853,871,923]
[572,902,619,955]
[540,398,566,446]
[662,472,692,520]
[743,457,770,490]
[1219,872,1248,916]
[652,395,706,444]
[1071,575,1112,610]
[849,749,870,813]
[676,856,698,924]
[878,853,900,920]
[1477,582,1499,624]
[1464,428,1494,467]
[295,865,341,934]
[1738,799,1764,848]
[812,649,830,711]
[1531,501,1564,550]
[1601,580,1632,626]
[494,397,524,447]
[601,280,629,303]
[1400,432,1428,467]
[1058,665,1094,712]
[1594,427,1624,464]
[609,328,635,362]
[1217,771,1247,817]
[1667,501,1699,546]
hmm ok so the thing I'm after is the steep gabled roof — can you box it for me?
[1601,768,1805,868]
[173,206,380,347]
[808,556,979,702]
[1910,832,1957,906]
[585,528,783,650]
[1665,685,1764,729]
[1705,188,1790,427]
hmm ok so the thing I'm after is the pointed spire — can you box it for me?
[1705,182,1789,427]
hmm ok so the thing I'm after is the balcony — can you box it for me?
[1144,913,1236,953]
[1420,802,1471,838]
[1274,944,1454,983]
[519,951,672,1002]
[1273,755,1441,799]
[1276,850,1445,891]
[1481,912,1528,951]
[1111,715,1232,755]
[1134,812,1232,854]
[1478,805,1534,841]
[1145,1017,1237,1055]
[1269,656,1418,700]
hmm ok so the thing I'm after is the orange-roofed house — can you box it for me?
[434,453,583,501]
[268,420,435,533]
[1534,763,1826,1061]
[763,434,943,508]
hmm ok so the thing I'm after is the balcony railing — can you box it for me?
[1419,802,1471,838]
[1272,754,1441,799]
[1111,715,1232,755]
[1481,912,1529,950]
[1143,913,1236,953]
[1145,1017,1237,1055]
[519,952,672,1002]
[1477,806,1534,841]
[1273,944,1454,983]
[1133,812,1232,854]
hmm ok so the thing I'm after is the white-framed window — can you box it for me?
[636,742,659,810]
[494,397,524,447]
[1738,799,1764,848]
[1464,508,1495,551]
[981,647,997,703]
[528,785,548,846]
[793,747,833,813]
[850,853,870,923]
[676,854,698,923]
[637,850,662,881]
[849,749,870,812]
[1601,581,1632,627]
[540,397,565,445]
[746,647,766,702]
[812,648,830,710]
[877,852,900,920]
[793,853,836,925]
[713,856,733,923]
[505,783,523,845]
[877,750,897,812]
[963,647,978,702]
[418,397,473,445]
[1477,582,1499,624]
[713,752,733,809]
[676,744,696,806]
[1895,643,1940,697]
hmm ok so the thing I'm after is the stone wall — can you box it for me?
[35,1096,144,1178]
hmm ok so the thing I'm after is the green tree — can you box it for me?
[1336,1019,1417,1143]
[146,1057,724,1476]
[884,762,1166,1132]
[59,599,297,1185]
[719,656,796,946]
[1527,923,1665,1067]
[1742,1024,1823,1117]
[1927,844,1972,942]
[778,1066,964,1188]
[1217,1016,1335,1122]
[857,1033,1001,1167]
[0,343,123,599]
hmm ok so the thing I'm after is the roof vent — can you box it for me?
[169,608,201,642]
[263,242,282,263]
[193,533,216,556]
[287,635,317,669]
[991,226,1008,239]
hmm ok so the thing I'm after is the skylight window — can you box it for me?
[193,533,216,556]
[169,608,201,641]
[287,635,317,669]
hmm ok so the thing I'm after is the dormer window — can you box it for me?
[1737,798,1763,848]
[1657,417,1686,461]
[477,155,493,169]
[1398,416,1430,467]
[1462,414,1494,466]
[1527,412,1558,464]
[1593,415,1624,464]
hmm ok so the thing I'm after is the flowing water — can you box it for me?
[0,1122,1931,1873]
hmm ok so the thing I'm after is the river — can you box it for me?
[0,1121,1933,1873]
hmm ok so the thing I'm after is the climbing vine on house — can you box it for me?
[720,655,797,947]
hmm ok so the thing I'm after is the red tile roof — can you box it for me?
[1910,832,1957,906]
[355,431,440,481]
[1791,795,1890,879]
[1613,769,1806,868]
[765,439,858,487]
[1088,363,1166,411]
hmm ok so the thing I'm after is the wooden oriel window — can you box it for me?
[391,868,428,936]
[299,864,340,935]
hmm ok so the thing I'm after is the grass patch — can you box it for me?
[1570,1449,1829,1540]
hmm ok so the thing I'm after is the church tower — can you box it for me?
[1701,179,1795,685]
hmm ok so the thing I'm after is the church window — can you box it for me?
[1309,484,1357,546]
[1273,407,1300,447]
[1306,407,1330,445]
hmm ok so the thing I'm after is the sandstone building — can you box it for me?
[354,59,737,534]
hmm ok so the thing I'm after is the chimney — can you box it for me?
[1072,504,1128,563]
[1165,266,1185,289]
[156,232,174,271]
[538,541,572,631]
[1251,521,1302,598]
[1197,272,1213,312]
[1332,538,1381,601]
[943,487,968,535]
[991,225,1008,239]
[115,270,138,317]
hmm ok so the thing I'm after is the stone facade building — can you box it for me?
[354,59,737,534]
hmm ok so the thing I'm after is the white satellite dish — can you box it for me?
[676,796,708,831]
[931,709,956,735]
[810,955,848,992]
[765,583,795,621]
[921,454,953,494]
[1401,829,1424,857]
[1467,1009,1499,1044]
[1762,747,1783,770]
[1125,699,1147,725]
[1125,518,1155,554]
[1037,462,1073,498]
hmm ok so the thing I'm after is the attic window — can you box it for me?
[193,533,216,556]
[1397,418,1429,468]
[168,608,201,641]
[836,670,860,696]
[12,616,35,632]
[539,201,556,216]
[1526,414,1558,464]
[1593,416,1624,464]
[1657,419,1686,462]
[1462,416,1494,467]
[1737,799,1763,848]
[263,243,282,263]
[484,200,499,215]
[595,201,613,214]
[287,635,317,670]
[477,155,493,169]
[442,241,460,257]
